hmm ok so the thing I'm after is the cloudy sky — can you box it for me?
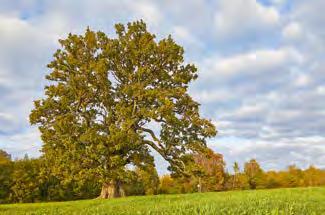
[0,0,324,174]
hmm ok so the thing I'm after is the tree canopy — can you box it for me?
[30,20,216,198]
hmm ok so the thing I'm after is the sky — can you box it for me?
[0,0,324,174]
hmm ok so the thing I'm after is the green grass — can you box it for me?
[1,187,324,215]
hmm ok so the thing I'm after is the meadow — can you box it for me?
[0,187,324,215]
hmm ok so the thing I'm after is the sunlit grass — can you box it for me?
[1,187,324,214]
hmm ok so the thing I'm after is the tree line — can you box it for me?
[160,157,325,194]
[1,148,324,203]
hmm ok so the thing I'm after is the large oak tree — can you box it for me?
[30,20,216,198]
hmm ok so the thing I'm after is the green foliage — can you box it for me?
[1,187,325,214]
[0,150,11,164]
[0,150,12,203]
[124,166,159,196]
[3,153,100,203]
[244,159,264,189]
[169,149,226,193]
[193,149,225,191]
[9,156,41,203]
[29,20,216,190]
[159,175,183,194]
[227,161,245,190]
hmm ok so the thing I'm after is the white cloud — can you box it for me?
[0,14,54,137]
[316,86,325,95]
[0,112,19,134]
[0,128,42,158]
[214,0,280,38]
[294,74,311,87]
[282,22,303,41]
[0,14,54,87]
[191,89,233,104]
[203,47,303,80]
[129,0,162,26]
[172,26,201,46]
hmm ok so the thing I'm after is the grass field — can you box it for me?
[0,187,324,215]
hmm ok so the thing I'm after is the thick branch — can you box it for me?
[143,139,186,175]
[139,127,164,149]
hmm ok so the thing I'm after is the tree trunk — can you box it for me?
[98,180,125,199]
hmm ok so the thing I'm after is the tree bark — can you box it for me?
[98,180,125,199]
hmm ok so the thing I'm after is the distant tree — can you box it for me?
[284,165,303,187]
[244,159,264,189]
[224,162,249,191]
[172,148,225,193]
[9,156,41,203]
[264,171,281,189]
[30,20,216,198]
[233,162,239,174]
[137,166,159,195]
[236,173,250,190]
[0,149,11,164]
[193,149,225,192]
[159,175,179,194]
[0,149,12,203]
[124,166,159,196]
[232,162,240,189]
[304,165,321,187]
